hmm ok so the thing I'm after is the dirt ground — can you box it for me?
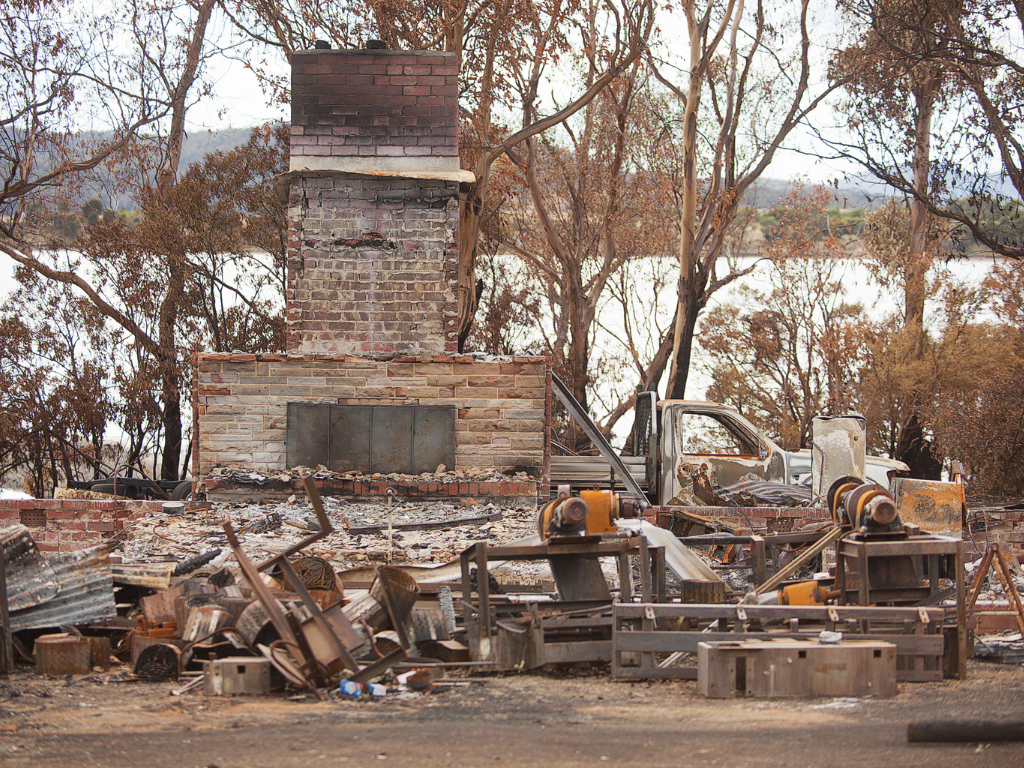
[1,660,1023,768]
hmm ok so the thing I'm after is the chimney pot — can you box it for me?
[314,39,331,49]
[366,39,386,50]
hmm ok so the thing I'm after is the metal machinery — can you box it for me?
[826,476,966,679]
[612,479,966,682]
[461,488,665,669]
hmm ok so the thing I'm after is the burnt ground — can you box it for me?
[0,660,1023,768]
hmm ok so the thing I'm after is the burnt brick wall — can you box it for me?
[194,353,550,490]
[290,49,458,167]
[285,176,459,356]
[0,500,160,553]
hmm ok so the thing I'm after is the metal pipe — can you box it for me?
[907,721,1024,742]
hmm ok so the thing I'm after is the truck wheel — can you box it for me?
[170,480,192,500]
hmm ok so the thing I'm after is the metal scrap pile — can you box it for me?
[0,480,470,696]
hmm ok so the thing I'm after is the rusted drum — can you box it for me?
[35,633,92,676]
[134,643,181,680]
[342,566,419,633]
[236,600,280,648]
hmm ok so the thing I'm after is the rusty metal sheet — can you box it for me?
[288,404,454,474]
[0,524,59,611]
[287,402,332,468]
[408,406,454,474]
[893,478,965,538]
[329,405,371,473]
[369,406,453,474]
[8,545,116,631]
[111,562,174,590]
[371,406,415,472]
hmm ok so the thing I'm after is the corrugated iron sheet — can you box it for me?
[111,562,174,590]
[1,524,59,611]
[8,545,116,631]
[716,479,813,507]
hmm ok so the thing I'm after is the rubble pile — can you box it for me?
[207,464,535,492]
[0,481,489,697]
[3,477,1019,704]
[119,495,539,570]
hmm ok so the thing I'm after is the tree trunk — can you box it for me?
[666,0,703,401]
[153,0,214,481]
[668,286,703,400]
[897,67,941,480]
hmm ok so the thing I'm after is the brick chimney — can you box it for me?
[192,45,550,497]
[285,46,471,357]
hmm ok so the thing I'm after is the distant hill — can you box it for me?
[741,178,878,211]
[65,126,883,213]
[28,125,268,213]
[177,126,262,171]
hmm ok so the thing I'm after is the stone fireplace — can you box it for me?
[192,46,551,501]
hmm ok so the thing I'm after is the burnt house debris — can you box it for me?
[1,43,1021,708]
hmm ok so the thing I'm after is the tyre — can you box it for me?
[90,481,117,496]
[170,480,192,500]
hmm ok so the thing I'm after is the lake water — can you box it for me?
[2,247,1010,449]
[589,252,1011,444]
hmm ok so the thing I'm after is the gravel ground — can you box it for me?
[0,661,1022,768]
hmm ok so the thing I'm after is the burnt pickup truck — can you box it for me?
[551,392,908,506]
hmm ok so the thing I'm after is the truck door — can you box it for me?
[660,407,779,503]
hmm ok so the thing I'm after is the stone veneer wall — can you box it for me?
[0,500,162,553]
[194,353,552,495]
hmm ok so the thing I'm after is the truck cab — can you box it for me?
[657,400,791,503]
[549,383,909,505]
[638,396,907,505]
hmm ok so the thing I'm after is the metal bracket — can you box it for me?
[551,373,649,506]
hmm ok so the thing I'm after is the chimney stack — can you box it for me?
[285,47,471,357]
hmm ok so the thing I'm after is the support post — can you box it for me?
[0,549,12,677]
